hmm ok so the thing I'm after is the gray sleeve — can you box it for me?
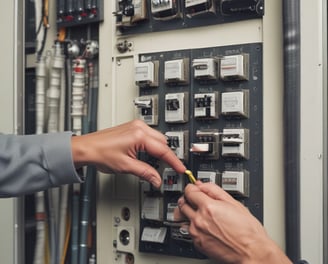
[0,132,83,197]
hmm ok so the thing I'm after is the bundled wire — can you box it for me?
[36,0,49,62]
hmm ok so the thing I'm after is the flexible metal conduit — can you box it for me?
[283,0,301,262]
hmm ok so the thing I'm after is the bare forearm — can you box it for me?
[243,237,292,264]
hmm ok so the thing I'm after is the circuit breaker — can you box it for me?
[134,43,263,259]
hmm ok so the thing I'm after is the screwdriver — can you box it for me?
[185,170,196,184]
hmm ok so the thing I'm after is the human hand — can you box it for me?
[71,120,186,188]
[177,182,292,264]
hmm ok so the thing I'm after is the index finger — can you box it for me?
[144,139,186,174]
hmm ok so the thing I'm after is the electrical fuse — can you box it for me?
[220,54,249,81]
[163,168,184,192]
[165,92,189,123]
[192,58,218,80]
[165,131,189,160]
[194,92,219,119]
[221,90,249,118]
[221,170,249,197]
[141,196,163,221]
[135,61,159,87]
[164,58,189,85]
[221,128,249,159]
[151,0,180,20]
[197,171,219,184]
[134,95,158,126]
[190,129,220,159]
[185,0,216,17]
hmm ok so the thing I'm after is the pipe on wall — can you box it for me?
[282,0,301,262]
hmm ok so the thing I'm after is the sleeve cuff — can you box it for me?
[42,131,84,186]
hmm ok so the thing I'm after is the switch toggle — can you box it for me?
[163,168,184,192]
[192,58,218,80]
[165,92,189,123]
[197,171,219,184]
[165,131,189,161]
[191,129,219,159]
[221,128,249,159]
[134,95,158,126]
[194,92,219,119]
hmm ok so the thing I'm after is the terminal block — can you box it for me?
[165,92,189,123]
[221,170,249,197]
[221,90,249,118]
[194,92,219,119]
[162,168,184,192]
[192,58,218,80]
[190,129,220,159]
[135,60,159,87]
[197,171,220,184]
[165,131,189,161]
[134,95,158,126]
[220,54,249,81]
[164,58,189,85]
[221,128,249,159]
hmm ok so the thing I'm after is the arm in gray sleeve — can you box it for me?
[0,132,83,197]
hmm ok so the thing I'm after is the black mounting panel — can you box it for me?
[138,42,263,259]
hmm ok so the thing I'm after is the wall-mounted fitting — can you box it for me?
[117,226,135,252]
[117,40,134,53]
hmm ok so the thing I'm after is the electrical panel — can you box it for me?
[134,43,263,259]
[115,0,264,34]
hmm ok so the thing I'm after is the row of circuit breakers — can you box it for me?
[115,0,264,34]
[131,43,263,258]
